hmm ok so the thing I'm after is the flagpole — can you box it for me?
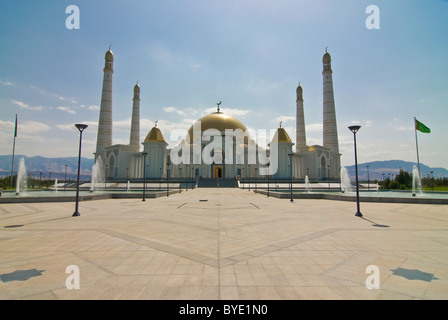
[414,117,421,179]
[10,114,17,189]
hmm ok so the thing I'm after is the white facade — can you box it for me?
[94,49,341,182]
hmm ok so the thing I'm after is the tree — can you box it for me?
[395,169,412,189]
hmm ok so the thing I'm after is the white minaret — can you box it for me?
[296,83,307,152]
[129,82,140,150]
[95,47,114,162]
[322,49,339,155]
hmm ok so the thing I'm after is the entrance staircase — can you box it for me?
[197,177,238,188]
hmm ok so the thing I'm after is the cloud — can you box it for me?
[164,106,249,119]
[276,116,295,125]
[0,120,14,130]
[57,106,76,114]
[305,123,323,132]
[18,120,51,134]
[204,107,249,117]
[0,79,14,86]
[348,120,372,128]
[113,118,132,131]
[164,106,188,117]
[56,121,98,131]
[11,99,43,111]
[30,85,77,104]
[78,104,100,111]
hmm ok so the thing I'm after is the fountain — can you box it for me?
[340,167,353,193]
[90,156,104,192]
[15,157,27,195]
[305,175,310,193]
[126,181,130,192]
[54,179,58,192]
[412,165,423,197]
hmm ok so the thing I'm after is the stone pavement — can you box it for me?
[0,188,447,300]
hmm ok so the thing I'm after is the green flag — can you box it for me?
[415,118,430,133]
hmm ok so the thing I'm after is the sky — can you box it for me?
[0,0,447,170]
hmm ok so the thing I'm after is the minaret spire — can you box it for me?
[95,47,114,162]
[296,82,307,152]
[129,82,140,150]
[322,49,340,178]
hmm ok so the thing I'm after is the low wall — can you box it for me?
[0,190,180,204]
[254,190,448,205]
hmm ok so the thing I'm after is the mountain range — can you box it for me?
[0,155,94,180]
[0,155,447,181]
[344,160,448,181]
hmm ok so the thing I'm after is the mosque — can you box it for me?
[93,48,341,183]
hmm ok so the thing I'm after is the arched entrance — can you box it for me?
[214,166,223,178]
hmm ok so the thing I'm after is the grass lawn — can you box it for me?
[422,186,448,192]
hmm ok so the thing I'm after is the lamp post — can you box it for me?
[288,153,293,202]
[431,171,434,191]
[159,167,162,191]
[142,152,147,202]
[192,166,195,190]
[186,166,189,191]
[64,164,68,191]
[167,160,171,197]
[348,125,362,217]
[367,165,370,191]
[255,167,258,192]
[179,166,182,193]
[73,124,88,217]
[248,167,251,191]
[267,173,270,197]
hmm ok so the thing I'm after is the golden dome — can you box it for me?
[144,126,166,143]
[105,49,114,60]
[271,127,293,144]
[187,111,248,142]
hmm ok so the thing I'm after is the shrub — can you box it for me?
[389,180,399,189]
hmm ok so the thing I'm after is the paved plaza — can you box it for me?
[0,188,447,300]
